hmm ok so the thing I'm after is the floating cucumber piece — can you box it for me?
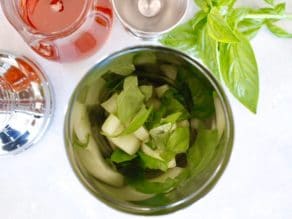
[139,85,153,101]
[134,127,149,142]
[110,134,140,155]
[133,52,157,65]
[77,137,124,187]
[155,85,170,98]
[85,78,105,105]
[101,114,124,136]
[214,94,225,140]
[101,93,118,114]
[71,102,91,144]
[160,64,178,80]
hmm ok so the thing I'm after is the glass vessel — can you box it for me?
[64,46,234,215]
[0,52,54,155]
[1,0,113,62]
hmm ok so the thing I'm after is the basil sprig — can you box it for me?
[161,0,292,113]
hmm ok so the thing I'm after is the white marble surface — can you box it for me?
[0,1,292,218]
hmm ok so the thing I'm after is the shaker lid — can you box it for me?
[112,0,188,39]
[0,52,54,155]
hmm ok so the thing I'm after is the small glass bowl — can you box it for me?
[64,46,234,215]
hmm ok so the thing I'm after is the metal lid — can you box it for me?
[0,52,54,155]
[112,0,188,39]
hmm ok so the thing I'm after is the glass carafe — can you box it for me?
[1,0,113,62]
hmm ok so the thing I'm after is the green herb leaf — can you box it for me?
[122,106,153,135]
[161,112,182,124]
[266,21,292,38]
[187,129,218,175]
[238,18,264,39]
[117,76,145,124]
[194,0,212,12]
[220,33,259,113]
[167,127,190,154]
[197,24,220,79]
[139,151,168,171]
[207,8,239,43]
[264,0,274,6]
[159,20,198,57]
[111,149,137,163]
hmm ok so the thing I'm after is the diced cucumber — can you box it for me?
[139,85,153,101]
[167,158,176,169]
[71,102,91,144]
[160,64,178,80]
[110,134,140,155]
[77,137,124,187]
[150,167,183,183]
[134,127,149,142]
[133,52,157,65]
[142,144,162,160]
[214,94,225,140]
[101,114,124,136]
[124,76,138,89]
[155,85,170,98]
[178,120,190,128]
[101,93,118,114]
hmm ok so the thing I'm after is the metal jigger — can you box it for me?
[112,0,188,39]
[0,52,54,155]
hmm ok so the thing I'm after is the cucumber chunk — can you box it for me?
[214,95,225,140]
[160,64,178,80]
[101,114,124,136]
[110,134,140,155]
[71,102,91,144]
[77,137,124,187]
[134,127,149,142]
[101,93,118,114]
[155,85,170,98]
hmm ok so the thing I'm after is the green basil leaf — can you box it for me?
[111,149,137,163]
[264,0,274,6]
[197,24,220,79]
[160,20,198,58]
[194,0,212,12]
[266,21,292,38]
[122,106,153,135]
[227,8,250,29]
[238,19,264,39]
[117,76,145,124]
[161,112,182,124]
[187,129,218,175]
[167,127,190,154]
[139,151,168,171]
[207,8,239,43]
[213,0,235,7]
[220,33,259,113]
